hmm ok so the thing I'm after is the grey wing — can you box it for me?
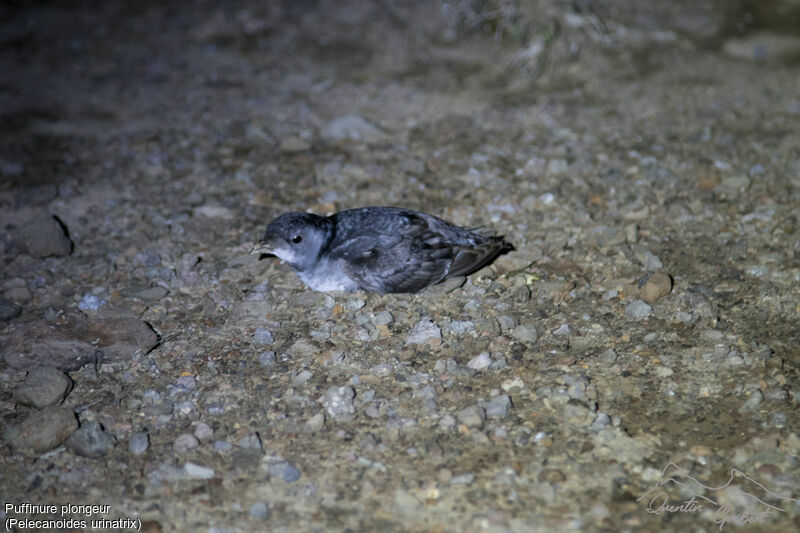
[339,217,454,293]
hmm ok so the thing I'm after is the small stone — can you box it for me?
[279,136,311,153]
[450,473,475,485]
[739,390,763,413]
[239,432,263,451]
[14,214,72,258]
[194,422,213,441]
[345,298,365,311]
[467,352,491,370]
[456,405,486,428]
[448,320,475,335]
[373,311,394,326]
[393,489,421,511]
[564,400,594,426]
[305,412,325,432]
[136,286,168,300]
[406,317,442,345]
[638,272,673,305]
[258,351,277,366]
[268,461,301,482]
[510,324,538,344]
[3,405,78,454]
[249,502,270,520]
[174,433,199,453]
[321,386,356,421]
[254,329,274,345]
[321,114,388,143]
[426,276,466,294]
[293,370,313,386]
[184,462,215,479]
[655,366,674,378]
[78,294,106,312]
[129,432,150,455]
[64,421,117,458]
[214,440,233,453]
[194,205,235,219]
[485,395,511,419]
[13,365,73,408]
[625,300,652,319]
[0,298,22,321]
[632,246,663,271]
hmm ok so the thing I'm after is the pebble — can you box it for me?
[174,433,199,453]
[625,300,652,319]
[393,489,421,511]
[345,298,365,311]
[448,320,475,335]
[65,421,117,458]
[305,412,325,432]
[632,246,663,271]
[406,317,442,345]
[78,294,106,312]
[450,473,475,485]
[0,298,22,321]
[254,329,274,345]
[739,390,763,413]
[129,432,150,455]
[456,405,486,428]
[194,205,235,219]
[321,114,388,143]
[249,502,270,520]
[258,351,277,366]
[638,272,673,305]
[564,400,595,426]
[321,386,356,421]
[13,365,73,408]
[267,461,301,482]
[239,432,263,450]
[292,370,313,386]
[3,405,78,454]
[214,441,233,453]
[14,214,72,258]
[467,352,492,370]
[136,286,168,300]
[510,324,538,343]
[438,414,456,431]
[485,395,511,419]
[194,422,214,440]
[184,462,215,479]
[373,310,394,326]
[279,136,311,153]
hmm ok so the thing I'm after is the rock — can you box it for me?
[254,329,274,345]
[13,365,73,408]
[84,312,159,361]
[426,276,466,294]
[305,412,325,432]
[467,352,491,370]
[394,489,421,511]
[65,421,117,458]
[136,286,168,300]
[174,433,199,453]
[0,298,22,321]
[4,405,78,454]
[632,245,662,271]
[2,317,100,371]
[564,400,594,426]
[13,214,72,258]
[129,432,150,455]
[739,390,763,413]
[258,351,277,366]
[78,294,106,312]
[279,136,311,153]
[239,432,263,451]
[193,205,235,219]
[638,272,673,305]
[249,502,270,520]
[321,114,388,143]
[625,300,652,319]
[485,395,511,419]
[510,324,538,344]
[406,317,442,345]
[184,462,215,479]
[456,405,486,428]
[267,461,301,482]
[723,32,800,62]
[321,386,356,421]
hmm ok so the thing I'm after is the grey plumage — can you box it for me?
[251,207,513,294]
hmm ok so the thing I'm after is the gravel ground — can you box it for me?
[1,1,799,532]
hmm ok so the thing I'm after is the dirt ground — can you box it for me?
[1,0,799,531]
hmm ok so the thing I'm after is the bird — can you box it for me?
[250,206,513,294]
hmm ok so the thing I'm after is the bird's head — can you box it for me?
[250,212,332,271]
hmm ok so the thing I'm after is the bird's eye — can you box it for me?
[292,235,303,244]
